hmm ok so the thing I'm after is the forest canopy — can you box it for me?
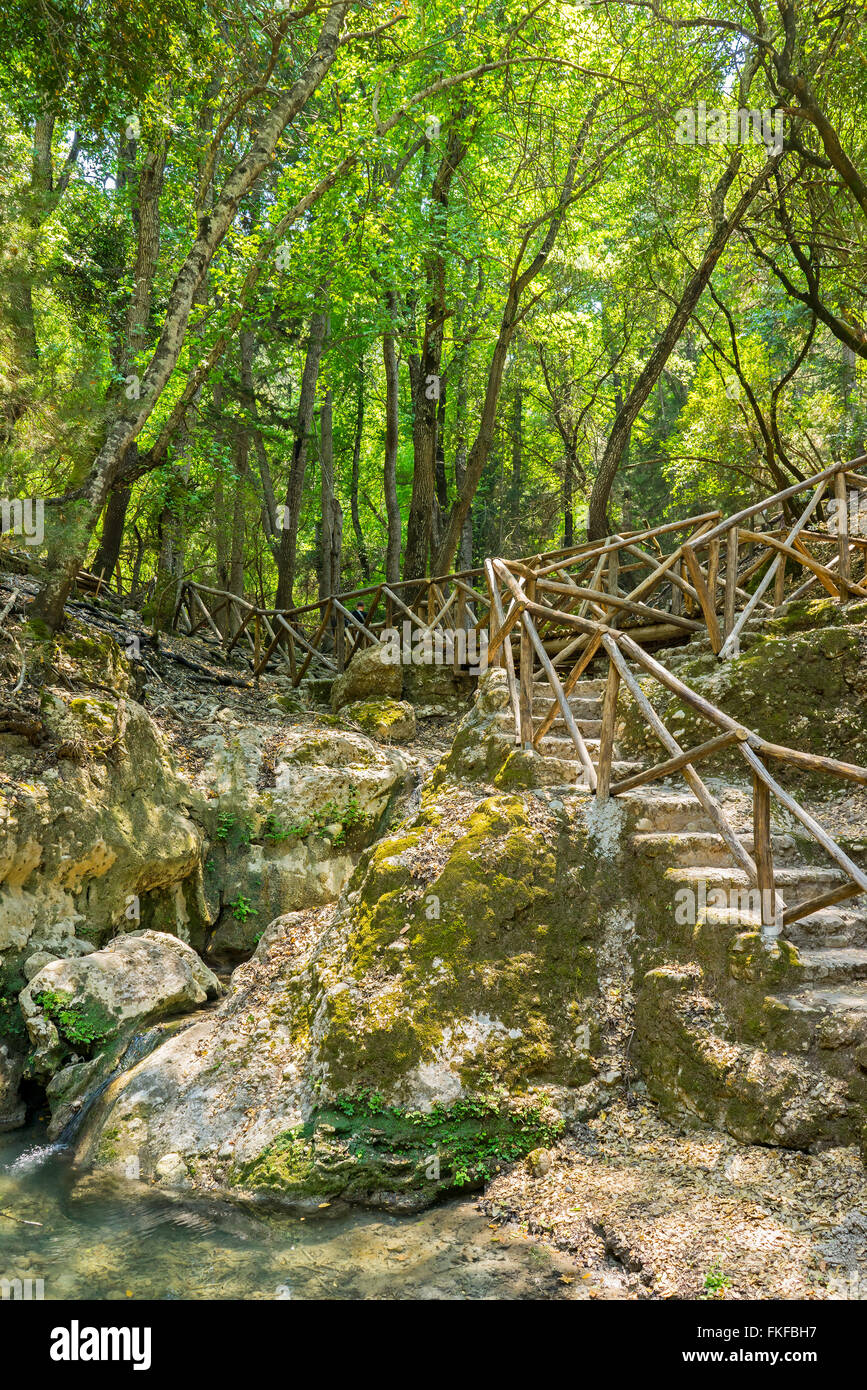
[0,0,864,627]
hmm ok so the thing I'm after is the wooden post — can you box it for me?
[773,551,787,608]
[254,615,261,689]
[707,538,720,609]
[724,526,738,640]
[752,767,777,938]
[454,585,466,673]
[335,609,345,673]
[682,546,723,653]
[596,657,620,800]
[670,560,682,616]
[519,572,536,749]
[835,469,851,585]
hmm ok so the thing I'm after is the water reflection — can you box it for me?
[0,1126,585,1301]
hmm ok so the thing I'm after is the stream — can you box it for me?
[0,1124,587,1301]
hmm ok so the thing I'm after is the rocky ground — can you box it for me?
[481,1101,867,1300]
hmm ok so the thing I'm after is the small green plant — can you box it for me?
[263,788,365,845]
[700,1266,731,1299]
[215,812,236,841]
[33,989,114,1050]
[228,895,258,923]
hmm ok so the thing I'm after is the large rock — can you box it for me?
[75,789,633,1207]
[634,965,851,1148]
[0,690,207,976]
[330,644,401,713]
[342,698,416,743]
[202,724,409,954]
[20,929,220,1080]
[0,1038,25,1131]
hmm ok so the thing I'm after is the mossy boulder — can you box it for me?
[342,698,416,743]
[20,929,220,1082]
[76,788,633,1206]
[634,965,852,1148]
[330,644,402,713]
[618,599,867,790]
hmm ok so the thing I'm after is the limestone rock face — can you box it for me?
[400,660,475,716]
[634,966,852,1148]
[20,930,221,1079]
[342,698,416,743]
[204,725,409,953]
[0,692,207,979]
[0,1039,25,1132]
[330,644,402,712]
[618,598,867,788]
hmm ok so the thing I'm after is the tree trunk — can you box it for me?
[349,356,369,579]
[403,125,470,579]
[433,123,592,576]
[92,139,167,582]
[274,308,328,608]
[383,315,402,584]
[31,2,349,632]
[318,386,342,599]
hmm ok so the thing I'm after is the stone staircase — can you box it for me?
[627,788,867,1004]
[493,677,645,786]
[506,672,867,1143]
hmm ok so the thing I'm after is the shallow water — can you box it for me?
[0,1126,585,1301]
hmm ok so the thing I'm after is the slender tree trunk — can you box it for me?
[92,139,167,581]
[275,308,328,607]
[403,125,470,579]
[31,2,350,632]
[349,356,369,579]
[434,123,593,576]
[383,314,402,584]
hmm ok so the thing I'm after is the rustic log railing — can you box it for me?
[596,629,867,941]
[158,453,867,694]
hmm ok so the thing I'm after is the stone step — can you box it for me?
[797,947,867,985]
[531,755,643,787]
[532,678,606,699]
[763,982,867,1054]
[531,696,602,720]
[663,864,848,910]
[535,735,602,759]
[633,830,807,869]
[495,711,602,739]
[626,792,717,835]
[771,983,867,1021]
[785,906,867,951]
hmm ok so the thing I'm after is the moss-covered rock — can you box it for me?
[330,644,402,713]
[634,965,852,1147]
[618,599,867,791]
[342,698,416,743]
[75,787,633,1205]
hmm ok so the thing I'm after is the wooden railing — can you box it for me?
[596,630,867,942]
[172,568,493,685]
[479,458,867,943]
